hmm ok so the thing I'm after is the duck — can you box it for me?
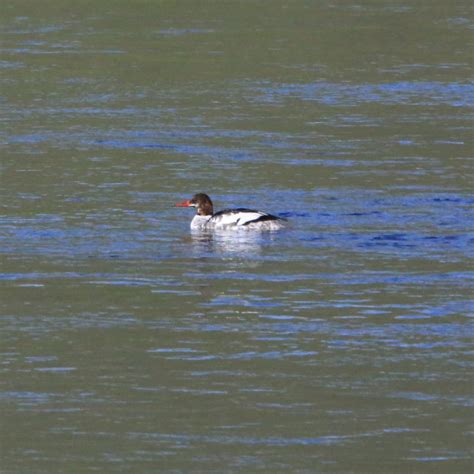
[176,193,286,230]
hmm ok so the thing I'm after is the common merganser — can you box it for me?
[176,193,286,230]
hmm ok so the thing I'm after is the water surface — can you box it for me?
[1,1,473,472]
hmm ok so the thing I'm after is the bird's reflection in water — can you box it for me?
[187,228,271,258]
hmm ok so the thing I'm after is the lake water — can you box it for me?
[1,1,473,472]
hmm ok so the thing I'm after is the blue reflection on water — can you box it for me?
[256,81,474,107]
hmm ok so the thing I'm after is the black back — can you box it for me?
[209,208,284,225]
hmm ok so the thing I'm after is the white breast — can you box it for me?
[190,215,212,229]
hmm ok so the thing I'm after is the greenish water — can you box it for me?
[1,1,473,472]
